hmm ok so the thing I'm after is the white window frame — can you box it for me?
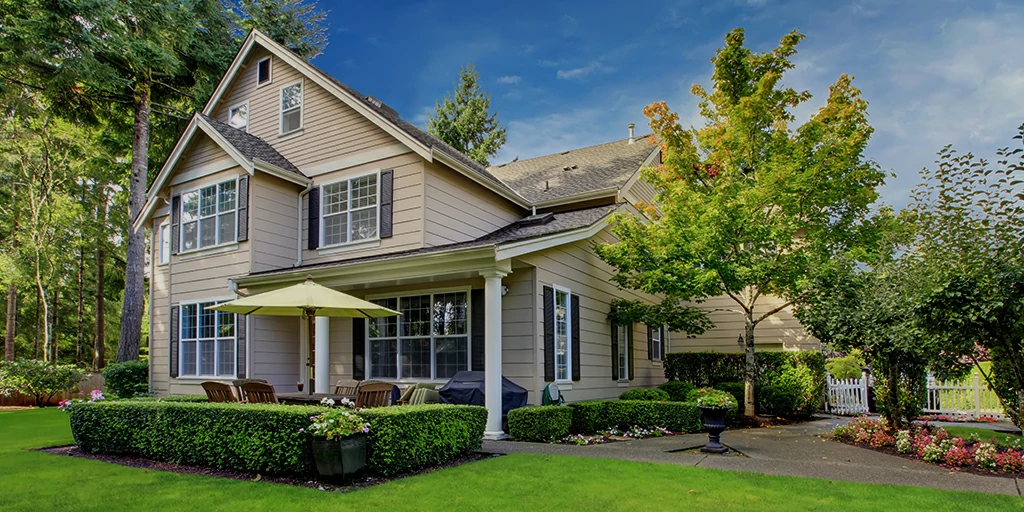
[651,325,664,362]
[319,170,381,249]
[279,80,303,135]
[554,285,572,382]
[617,322,629,381]
[178,178,238,254]
[227,101,250,132]
[365,287,472,381]
[178,299,237,379]
[158,223,170,265]
[256,57,272,87]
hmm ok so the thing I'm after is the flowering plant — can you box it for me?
[974,442,998,470]
[58,389,106,412]
[691,388,738,409]
[301,409,369,441]
[319,396,355,409]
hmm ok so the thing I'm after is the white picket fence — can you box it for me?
[825,371,1007,420]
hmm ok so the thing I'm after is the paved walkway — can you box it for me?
[482,416,1022,496]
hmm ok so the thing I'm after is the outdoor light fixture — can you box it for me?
[737,334,744,346]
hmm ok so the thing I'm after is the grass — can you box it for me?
[944,426,1024,449]
[0,408,1021,511]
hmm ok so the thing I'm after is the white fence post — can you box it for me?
[974,372,982,418]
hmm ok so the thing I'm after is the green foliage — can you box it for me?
[664,352,745,386]
[712,382,745,411]
[605,401,703,433]
[658,380,695,402]
[688,388,738,409]
[427,65,507,166]
[101,361,149,399]
[757,384,801,416]
[619,388,670,401]
[130,395,208,403]
[69,401,484,476]
[826,351,866,380]
[567,401,609,434]
[0,359,85,406]
[226,0,329,59]
[507,406,572,442]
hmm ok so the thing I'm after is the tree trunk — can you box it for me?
[51,289,59,362]
[4,283,15,361]
[33,287,40,360]
[94,248,106,370]
[743,318,756,417]
[36,249,49,362]
[116,75,151,363]
[77,245,85,365]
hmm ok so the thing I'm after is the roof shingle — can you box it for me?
[200,113,301,175]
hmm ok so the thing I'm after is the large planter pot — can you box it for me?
[311,434,367,480]
[698,406,732,454]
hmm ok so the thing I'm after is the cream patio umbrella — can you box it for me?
[210,275,399,393]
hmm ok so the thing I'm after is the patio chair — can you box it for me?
[408,387,440,405]
[231,378,268,402]
[334,378,359,395]
[241,382,278,404]
[398,382,436,405]
[201,381,237,403]
[355,382,394,409]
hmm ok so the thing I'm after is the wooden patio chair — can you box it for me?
[334,378,359,395]
[231,378,268,402]
[355,382,394,409]
[240,381,278,404]
[201,381,237,403]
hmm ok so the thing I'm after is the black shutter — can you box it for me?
[379,169,393,239]
[571,294,581,382]
[307,188,320,250]
[542,286,554,382]
[610,322,619,381]
[628,324,635,381]
[235,315,247,378]
[648,325,654,360]
[237,176,249,242]
[169,304,180,378]
[170,195,181,254]
[471,289,485,371]
[659,326,666,360]
[352,317,365,380]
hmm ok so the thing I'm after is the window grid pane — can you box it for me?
[617,324,628,379]
[349,208,378,242]
[320,174,380,247]
[180,302,235,378]
[400,338,431,378]
[180,180,236,252]
[435,337,467,379]
[400,295,432,337]
[432,292,467,336]
[555,290,569,381]
[281,84,302,110]
[181,341,197,376]
[368,293,470,380]
[218,181,236,212]
[228,104,248,130]
[370,339,397,379]
[199,340,216,376]
[199,185,217,217]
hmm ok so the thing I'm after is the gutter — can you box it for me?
[295,181,314,267]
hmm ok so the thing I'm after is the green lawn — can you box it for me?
[0,408,1020,511]
[944,426,1023,449]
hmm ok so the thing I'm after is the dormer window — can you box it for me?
[256,57,272,86]
[228,102,249,131]
[280,81,303,135]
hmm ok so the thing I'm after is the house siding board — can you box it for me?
[423,161,522,247]
[150,214,171,395]
[251,315,301,391]
[250,172,300,272]
[679,294,817,352]
[499,268,537,402]
[627,177,658,207]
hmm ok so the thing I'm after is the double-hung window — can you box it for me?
[617,323,629,380]
[228,102,249,131]
[158,223,170,265]
[367,291,469,380]
[321,173,378,247]
[650,325,664,361]
[555,288,571,381]
[280,81,302,134]
[179,301,236,377]
[180,179,237,252]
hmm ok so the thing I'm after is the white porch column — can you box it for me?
[299,317,309,391]
[315,316,331,394]
[482,270,507,439]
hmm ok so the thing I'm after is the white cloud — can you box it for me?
[556,61,614,80]
[538,59,561,68]
[496,75,521,85]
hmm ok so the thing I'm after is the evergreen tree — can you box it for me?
[427,65,507,166]
[227,0,329,59]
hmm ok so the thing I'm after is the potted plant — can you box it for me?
[303,400,370,480]
[692,388,737,454]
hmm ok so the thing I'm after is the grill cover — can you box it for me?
[438,371,528,419]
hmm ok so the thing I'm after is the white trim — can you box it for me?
[318,170,381,249]
[616,322,629,381]
[301,143,412,177]
[176,298,239,379]
[494,205,623,261]
[158,223,170,266]
[178,242,240,261]
[168,156,240,187]
[253,159,311,187]
[177,177,240,255]
[316,239,380,256]
[617,381,630,388]
[256,56,272,87]
[553,284,572,383]
[279,80,304,136]
[531,187,619,209]
[227,100,250,132]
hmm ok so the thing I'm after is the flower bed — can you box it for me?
[832,416,1024,476]
[915,414,1001,424]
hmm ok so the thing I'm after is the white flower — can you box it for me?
[320,397,336,406]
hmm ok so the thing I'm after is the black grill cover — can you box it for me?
[438,371,528,418]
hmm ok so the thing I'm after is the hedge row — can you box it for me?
[69,401,485,476]
[507,406,573,442]
[567,400,703,435]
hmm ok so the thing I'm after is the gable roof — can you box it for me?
[198,114,299,174]
[202,30,529,208]
[488,135,658,204]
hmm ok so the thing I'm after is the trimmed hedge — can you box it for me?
[567,401,608,434]
[101,360,149,398]
[69,401,485,476]
[618,388,670,401]
[714,382,745,412]
[658,380,695,402]
[130,395,209,403]
[567,400,702,434]
[507,406,572,442]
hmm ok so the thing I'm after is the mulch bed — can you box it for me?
[39,445,501,492]
[829,436,1024,481]
[733,414,807,429]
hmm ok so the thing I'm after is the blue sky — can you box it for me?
[313,0,1024,207]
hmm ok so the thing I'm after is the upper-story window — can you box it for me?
[280,81,303,134]
[181,179,237,252]
[321,173,378,247]
[228,102,249,131]
[158,223,170,265]
[554,287,572,381]
[256,57,272,86]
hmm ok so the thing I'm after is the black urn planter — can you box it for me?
[311,434,367,480]
[698,406,732,454]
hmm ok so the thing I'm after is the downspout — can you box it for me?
[295,182,314,267]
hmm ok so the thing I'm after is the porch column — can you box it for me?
[315,316,330,394]
[481,270,507,440]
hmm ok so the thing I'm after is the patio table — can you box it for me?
[277,392,355,405]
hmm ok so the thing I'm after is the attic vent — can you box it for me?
[365,95,383,108]
[515,212,555,227]
[562,164,578,171]
[560,151,571,155]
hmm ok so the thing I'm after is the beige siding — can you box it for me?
[251,173,301,272]
[149,215,171,395]
[675,295,818,352]
[251,315,301,391]
[422,161,523,246]
[626,176,658,207]
[210,47,399,171]
[500,268,537,402]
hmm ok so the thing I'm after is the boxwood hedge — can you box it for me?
[567,400,702,434]
[507,406,572,442]
[69,400,485,477]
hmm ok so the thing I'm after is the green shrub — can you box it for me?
[618,388,670,401]
[69,401,485,476]
[688,388,738,409]
[826,350,865,380]
[757,383,801,416]
[714,382,745,411]
[138,395,209,403]
[0,359,85,406]
[568,401,608,434]
[605,400,702,433]
[102,361,149,399]
[507,406,572,442]
[658,380,695,402]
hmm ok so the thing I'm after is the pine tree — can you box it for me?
[427,65,507,166]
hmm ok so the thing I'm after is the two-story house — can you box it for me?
[135,30,814,427]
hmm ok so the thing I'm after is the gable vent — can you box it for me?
[515,212,555,227]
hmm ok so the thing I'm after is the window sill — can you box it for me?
[317,239,380,256]
[554,382,573,391]
[174,376,235,381]
[278,128,304,141]
[617,381,630,388]
[178,243,239,261]
[651,360,663,367]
